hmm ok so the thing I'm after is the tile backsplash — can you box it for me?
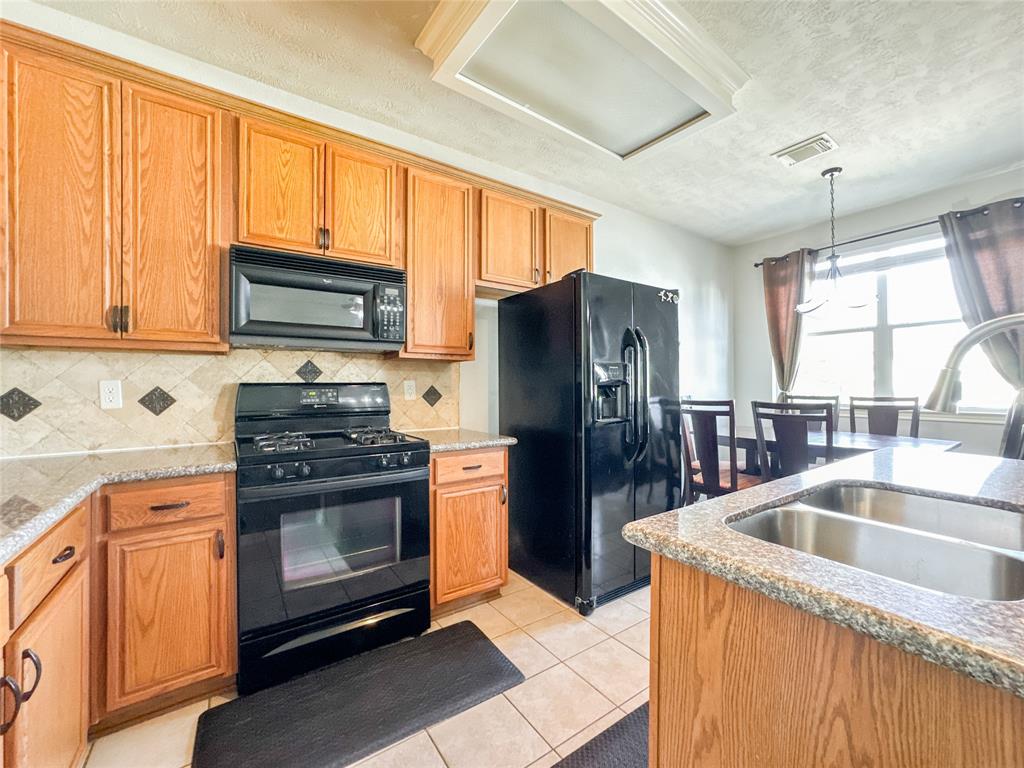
[0,348,459,457]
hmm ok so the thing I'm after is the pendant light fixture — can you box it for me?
[796,167,871,314]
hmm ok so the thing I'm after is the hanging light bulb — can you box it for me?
[796,167,873,314]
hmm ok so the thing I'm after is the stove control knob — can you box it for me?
[379,454,390,467]
[270,465,286,481]
[400,453,412,466]
[298,463,312,477]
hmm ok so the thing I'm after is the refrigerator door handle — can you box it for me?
[635,326,651,461]
[623,328,640,458]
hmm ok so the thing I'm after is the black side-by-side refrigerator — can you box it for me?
[498,271,682,614]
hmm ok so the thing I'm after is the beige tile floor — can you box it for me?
[84,575,651,768]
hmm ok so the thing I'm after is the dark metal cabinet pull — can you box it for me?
[216,530,225,560]
[109,306,121,333]
[462,464,482,471]
[20,650,41,702]
[149,501,190,513]
[324,228,331,250]
[51,546,75,565]
[120,305,130,333]
[468,332,474,351]
[0,676,22,735]
[533,267,540,282]
[316,227,325,249]
[500,484,508,505]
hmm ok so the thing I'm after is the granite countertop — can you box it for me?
[0,444,237,564]
[411,428,517,453]
[622,448,1024,699]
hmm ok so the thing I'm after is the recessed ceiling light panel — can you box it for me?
[416,0,749,161]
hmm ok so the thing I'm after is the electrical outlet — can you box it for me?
[403,380,417,401]
[99,380,122,410]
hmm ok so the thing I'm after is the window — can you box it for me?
[794,231,1014,413]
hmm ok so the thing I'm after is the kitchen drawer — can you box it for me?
[105,475,226,532]
[433,449,505,486]
[6,501,88,628]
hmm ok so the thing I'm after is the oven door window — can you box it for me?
[237,473,429,636]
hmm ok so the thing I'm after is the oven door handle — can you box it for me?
[237,468,429,502]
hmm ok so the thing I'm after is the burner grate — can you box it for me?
[253,431,316,453]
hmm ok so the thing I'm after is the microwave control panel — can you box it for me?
[378,285,406,342]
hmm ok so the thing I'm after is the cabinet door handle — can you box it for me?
[0,676,22,735]
[109,306,121,333]
[20,650,41,702]
[149,501,190,513]
[324,228,331,251]
[468,332,474,351]
[534,267,540,282]
[500,484,508,505]
[120,305,130,333]
[51,545,75,565]
[462,464,483,471]
[216,530,225,560]
[316,227,325,249]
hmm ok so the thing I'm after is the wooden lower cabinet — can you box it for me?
[3,562,89,768]
[431,448,509,606]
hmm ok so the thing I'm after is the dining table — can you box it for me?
[723,425,961,472]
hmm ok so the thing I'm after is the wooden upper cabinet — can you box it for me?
[238,118,324,254]
[325,143,399,267]
[3,562,89,768]
[122,83,221,344]
[106,521,230,711]
[545,210,593,283]
[479,190,541,290]
[1,43,121,340]
[403,167,475,359]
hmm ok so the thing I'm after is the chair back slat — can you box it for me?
[849,396,920,437]
[752,400,834,479]
[780,393,840,431]
[680,399,738,498]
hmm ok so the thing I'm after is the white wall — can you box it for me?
[730,167,1024,454]
[2,2,737,437]
[460,208,735,433]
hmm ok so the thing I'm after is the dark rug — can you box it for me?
[554,703,648,767]
[192,621,524,768]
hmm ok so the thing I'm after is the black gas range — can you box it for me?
[234,382,431,694]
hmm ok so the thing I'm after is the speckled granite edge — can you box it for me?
[409,429,517,453]
[429,437,517,453]
[0,450,236,564]
[623,449,1024,699]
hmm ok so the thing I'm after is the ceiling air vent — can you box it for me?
[771,133,838,167]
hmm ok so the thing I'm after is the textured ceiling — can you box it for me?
[39,0,1024,245]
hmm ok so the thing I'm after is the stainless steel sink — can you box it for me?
[798,485,1024,551]
[728,491,1024,601]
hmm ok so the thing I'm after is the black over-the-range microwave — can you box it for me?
[229,244,406,352]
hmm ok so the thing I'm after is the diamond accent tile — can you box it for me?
[295,359,323,383]
[0,388,41,422]
[138,386,176,416]
[422,385,442,407]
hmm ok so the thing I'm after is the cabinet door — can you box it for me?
[434,482,508,604]
[544,210,593,283]
[324,143,399,266]
[1,43,121,340]
[106,523,229,711]
[122,83,221,344]
[404,167,474,358]
[479,190,541,290]
[238,118,324,254]
[3,563,88,768]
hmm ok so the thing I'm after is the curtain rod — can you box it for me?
[753,218,940,268]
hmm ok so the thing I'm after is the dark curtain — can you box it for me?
[760,249,813,395]
[939,197,1024,457]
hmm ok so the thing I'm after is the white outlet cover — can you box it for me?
[99,379,123,410]
[403,380,417,401]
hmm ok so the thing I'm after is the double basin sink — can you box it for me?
[728,485,1024,601]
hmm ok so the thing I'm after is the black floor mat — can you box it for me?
[554,703,648,768]
[192,621,524,768]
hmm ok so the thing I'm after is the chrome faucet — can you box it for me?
[926,312,1024,459]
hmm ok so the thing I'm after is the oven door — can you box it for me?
[231,259,377,343]
[236,468,429,638]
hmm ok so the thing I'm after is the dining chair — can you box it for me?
[752,401,835,479]
[849,396,921,438]
[780,393,841,430]
[680,400,763,502]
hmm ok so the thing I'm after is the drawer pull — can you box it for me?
[0,676,22,735]
[501,484,508,505]
[149,501,190,513]
[462,464,483,471]
[20,649,41,702]
[51,545,75,565]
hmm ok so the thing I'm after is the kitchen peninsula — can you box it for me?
[623,448,1024,767]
